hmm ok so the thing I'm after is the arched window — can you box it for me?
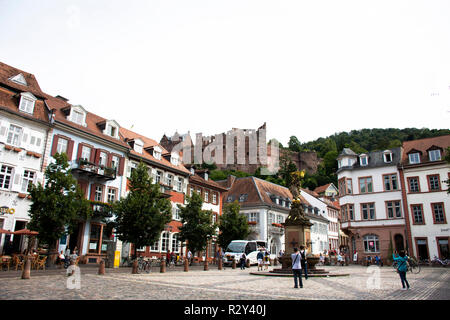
[363,234,379,253]
[172,233,180,253]
[161,232,170,252]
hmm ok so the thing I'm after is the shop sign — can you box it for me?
[0,206,15,216]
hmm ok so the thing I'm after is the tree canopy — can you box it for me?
[177,192,216,254]
[113,162,172,258]
[217,201,250,250]
[28,153,92,250]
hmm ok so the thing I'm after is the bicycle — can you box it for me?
[137,256,151,273]
[121,256,133,267]
[430,256,449,267]
[392,256,420,274]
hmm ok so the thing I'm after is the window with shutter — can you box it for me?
[0,165,13,189]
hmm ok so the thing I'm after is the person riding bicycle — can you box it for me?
[393,250,410,290]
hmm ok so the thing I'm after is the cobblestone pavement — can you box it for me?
[1,265,449,300]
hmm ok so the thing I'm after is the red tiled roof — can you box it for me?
[120,127,190,175]
[401,135,450,164]
[45,94,130,149]
[0,62,50,124]
[189,174,228,192]
[0,61,45,98]
[301,188,320,198]
[314,183,331,194]
[222,177,294,209]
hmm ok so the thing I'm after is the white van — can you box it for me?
[223,240,268,266]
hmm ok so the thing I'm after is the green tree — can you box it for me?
[113,162,172,259]
[217,201,250,250]
[28,153,92,261]
[288,136,302,152]
[177,192,216,255]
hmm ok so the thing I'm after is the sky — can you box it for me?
[1,0,449,146]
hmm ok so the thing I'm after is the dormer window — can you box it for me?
[103,120,120,139]
[9,73,27,86]
[132,138,144,154]
[383,150,393,163]
[408,153,420,164]
[171,153,179,166]
[153,146,162,160]
[69,106,87,126]
[18,92,37,114]
[428,149,441,162]
[109,125,116,137]
[360,154,368,166]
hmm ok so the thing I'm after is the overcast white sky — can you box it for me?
[1,0,449,145]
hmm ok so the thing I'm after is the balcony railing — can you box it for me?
[72,159,116,181]
[90,201,113,219]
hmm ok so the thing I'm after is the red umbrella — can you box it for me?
[0,228,13,234]
[13,229,39,236]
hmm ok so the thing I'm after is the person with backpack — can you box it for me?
[299,245,308,279]
[291,247,303,288]
[393,250,410,290]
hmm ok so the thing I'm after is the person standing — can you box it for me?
[353,251,358,264]
[239,252,247,270]
[257,249,264,271]
[291,247,303,288]
[393,251,410,290]
[300,246,308,279]
[187,250,192,265]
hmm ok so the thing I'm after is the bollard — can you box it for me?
[184,257,189,272]
[98,259,105,275]
[274,257,278,266]
[246,259,250,268]
[21,257,31,279]
[232,258,236,269]
[218,258,223,270]
[160,257,166,273]
[204,258,209,271]
[132,260,138,274]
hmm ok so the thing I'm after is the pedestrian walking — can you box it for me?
[300,245,308,279]
[393,251,410,290]
[264,251,270,270]
[291,247,303,288]
[187,250,192,265]
[239,252,247,270]
[353,250,358,264]
[257,249,264,271]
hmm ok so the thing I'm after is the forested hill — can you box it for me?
[287,128,450,158]
[209,128,449,191]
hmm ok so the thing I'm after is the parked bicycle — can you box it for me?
[392,256,420,274]
[430,256,449,267]
[137,256,151,273]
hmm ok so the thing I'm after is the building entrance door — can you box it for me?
[417,240,429,261]
[394,234,404,252]
[12,221,27,253]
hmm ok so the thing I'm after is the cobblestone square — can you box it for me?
[1,265,449,300]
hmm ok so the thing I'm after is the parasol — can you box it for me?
[13,228,39,236]
[0,228,14,234]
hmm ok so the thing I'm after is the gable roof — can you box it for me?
[189,173,228,192]
[119,127,190,175]
[401,135,450,165]
[222,176,293,210]
[0,62,50,124]
[314,183,332,194]
[45,95,130,149]
[0,62,45,98]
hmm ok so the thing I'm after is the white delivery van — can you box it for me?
[223,240,268,266]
